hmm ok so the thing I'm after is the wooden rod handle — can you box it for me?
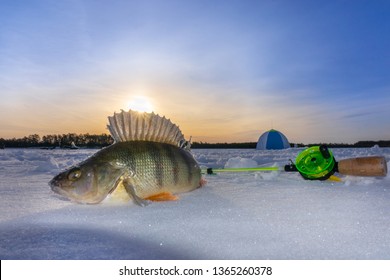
[337,156,388,177]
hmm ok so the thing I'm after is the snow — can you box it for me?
[1,147,390,260]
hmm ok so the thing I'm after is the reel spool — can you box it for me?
[294,145,336,180]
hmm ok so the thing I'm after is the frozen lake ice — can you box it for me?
[1,147,390,259]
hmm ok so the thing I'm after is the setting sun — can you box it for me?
[126,96,154,113]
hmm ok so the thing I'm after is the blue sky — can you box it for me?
[1,0,389,144]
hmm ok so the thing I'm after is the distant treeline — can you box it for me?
[1,134,390,149]
[307,140,390,148]
[191,142,258,149]
[190,142,365,149]
[190,142,368,148]
[189,141,390,149]
[0,133,114,148]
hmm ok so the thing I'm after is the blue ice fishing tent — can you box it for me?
[256,129,290,150]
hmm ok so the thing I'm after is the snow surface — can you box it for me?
[1,147,390,260]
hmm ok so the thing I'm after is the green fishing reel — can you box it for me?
[285,145,336,180]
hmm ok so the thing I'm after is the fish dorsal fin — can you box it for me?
[107,110,186,146]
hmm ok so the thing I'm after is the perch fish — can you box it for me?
[49,110,203,206]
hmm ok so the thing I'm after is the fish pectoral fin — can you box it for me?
[328,175,343,182]
[123,179,150,207]
[145,192,179,202]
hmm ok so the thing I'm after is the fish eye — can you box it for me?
[68,168,82,181]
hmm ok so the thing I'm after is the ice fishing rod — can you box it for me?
[205,145,388,180]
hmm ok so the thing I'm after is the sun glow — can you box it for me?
[126,96,154,113]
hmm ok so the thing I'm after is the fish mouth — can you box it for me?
[49,179,67,196]
[50,184,66,196]
[48,178,103,204]
[49,181,76,203]
[49,178,59,190]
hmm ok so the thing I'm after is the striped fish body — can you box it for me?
[50,140,202,204]
[101,141,202,198]
[50,109,204,205]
